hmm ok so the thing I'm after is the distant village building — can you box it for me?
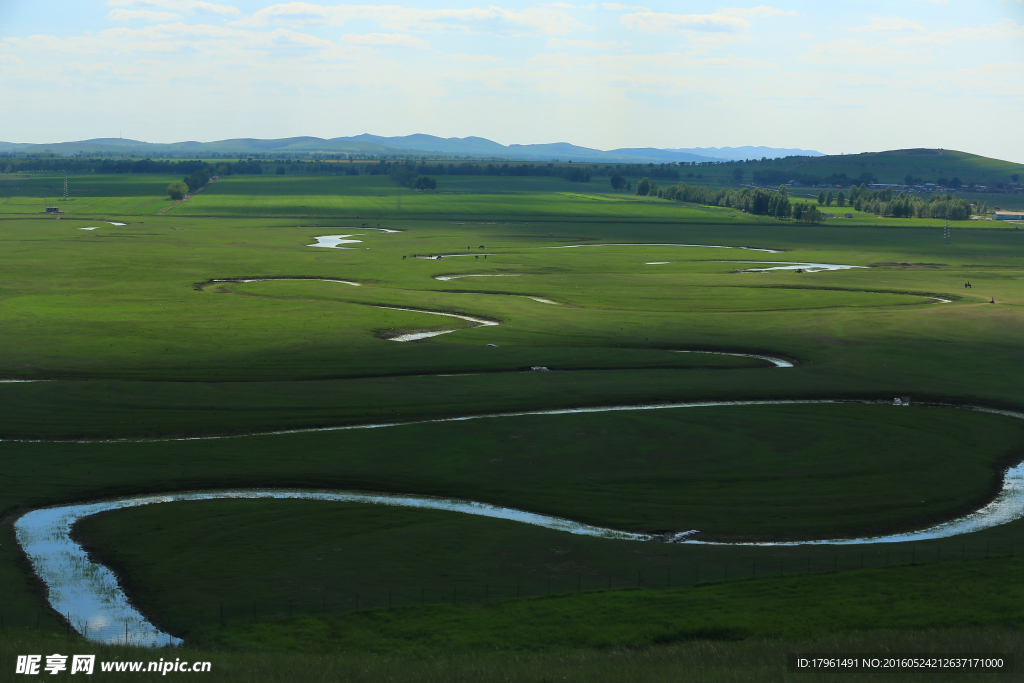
[44,206,61,214]
[994,210,1024,220]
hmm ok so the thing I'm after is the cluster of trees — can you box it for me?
[166,182,188,200]
[832,184,974,219]
[0,157,264,176]
[387,164,436,190]
[792,204,826,224]
[167,168,213,198]
[614,164,680,180]
[183,168,212,193]
[0,158,210,174]
[638,178,803,219]
[609,173,632,191]
[366,161,594,183]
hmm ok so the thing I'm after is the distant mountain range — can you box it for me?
[0,135,824,163]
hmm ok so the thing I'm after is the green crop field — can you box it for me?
[3,168,1024,681]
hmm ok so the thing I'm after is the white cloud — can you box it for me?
[620,11,750,33]
[2,23,333,56]
[602,2,649,10]
[619,7,793,33]
[232,3,584,35]
[546,37,629,49]
[107,9,182,22]
[107,0,241,16]
[686,33,748,55]
[342,32,429,48]
[443,53,503,62]
[800,38,933,64]
[720,6,797,18]
[848,15,927,32]
[526,50,775,71]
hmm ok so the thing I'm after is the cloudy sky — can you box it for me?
[1,1,1021,159]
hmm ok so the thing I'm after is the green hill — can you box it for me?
[739,149,1023,188]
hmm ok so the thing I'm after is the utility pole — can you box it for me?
[63,172,68,201]
[943,203,951,244]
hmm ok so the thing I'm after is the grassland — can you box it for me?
[5,628,1020,682]
[2,169,1024,679]
[4,170,1018,222]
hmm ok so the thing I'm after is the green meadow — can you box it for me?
[2,168,1024,680]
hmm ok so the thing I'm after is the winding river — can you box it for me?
[4,232,990,644]
[12,400,1024,647]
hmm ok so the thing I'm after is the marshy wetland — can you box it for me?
[3,171,1024,679]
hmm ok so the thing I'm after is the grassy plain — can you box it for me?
[2,170,1024,674]
[5,628,1020,682]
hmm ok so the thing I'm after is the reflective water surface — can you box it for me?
[13,402,1024,646]
[15,489,651,646]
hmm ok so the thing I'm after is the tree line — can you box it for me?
[640,177,975,222]
[636,178,809,220]
[365,161,596,183]
[751,168,877,187]
[843,184,974,219]
[0,157,264,175]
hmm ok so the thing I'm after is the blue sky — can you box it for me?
[1,1,1022,159]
